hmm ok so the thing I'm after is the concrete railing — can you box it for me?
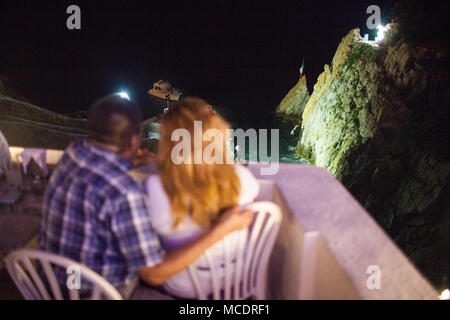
[249,163,438,300]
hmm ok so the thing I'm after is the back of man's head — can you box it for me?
[88,94,142,152]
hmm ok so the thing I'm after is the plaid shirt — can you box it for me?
[39,139,164,291]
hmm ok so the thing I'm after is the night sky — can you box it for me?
[1,0,392,127]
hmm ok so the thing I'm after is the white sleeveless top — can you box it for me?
[145,165,260,298]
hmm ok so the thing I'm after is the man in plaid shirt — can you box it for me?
[39,94,254,297]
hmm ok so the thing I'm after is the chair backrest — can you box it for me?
[4,249,122,300]
[187,201,282,300]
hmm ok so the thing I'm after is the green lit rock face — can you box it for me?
[296,29,379,178]
[276,75,310,121]
[281,26,450,286]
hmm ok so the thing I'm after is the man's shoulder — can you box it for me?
[55,140,87,168]
[53,139,144,199]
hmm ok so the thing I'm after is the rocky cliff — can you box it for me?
[276,75,310,120]
[280,25,450,288]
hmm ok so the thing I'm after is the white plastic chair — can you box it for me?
[187,201,282,300]
[4,249,122,300]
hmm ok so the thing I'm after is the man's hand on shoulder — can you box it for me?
[214,206,255,237]
[137,206,255,287]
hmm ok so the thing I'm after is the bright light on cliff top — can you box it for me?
[375,25,387,42]
[118,91,130,100]
[440,289,450,300]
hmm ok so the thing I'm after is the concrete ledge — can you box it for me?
[250,163,438,299]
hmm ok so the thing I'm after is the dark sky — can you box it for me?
[0,0,392,126]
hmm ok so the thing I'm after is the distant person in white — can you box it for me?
[145,98,260,298]
[0,130,12,176]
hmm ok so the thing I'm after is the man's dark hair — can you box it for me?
[88,94,142,152]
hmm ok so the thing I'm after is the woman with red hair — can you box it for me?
[145,97,259,298]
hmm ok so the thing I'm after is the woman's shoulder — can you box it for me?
[145,174,166,198]
[234,164,254,178]
[145,174,172,222]
[234,164,259,185]
[234,164,260,205]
